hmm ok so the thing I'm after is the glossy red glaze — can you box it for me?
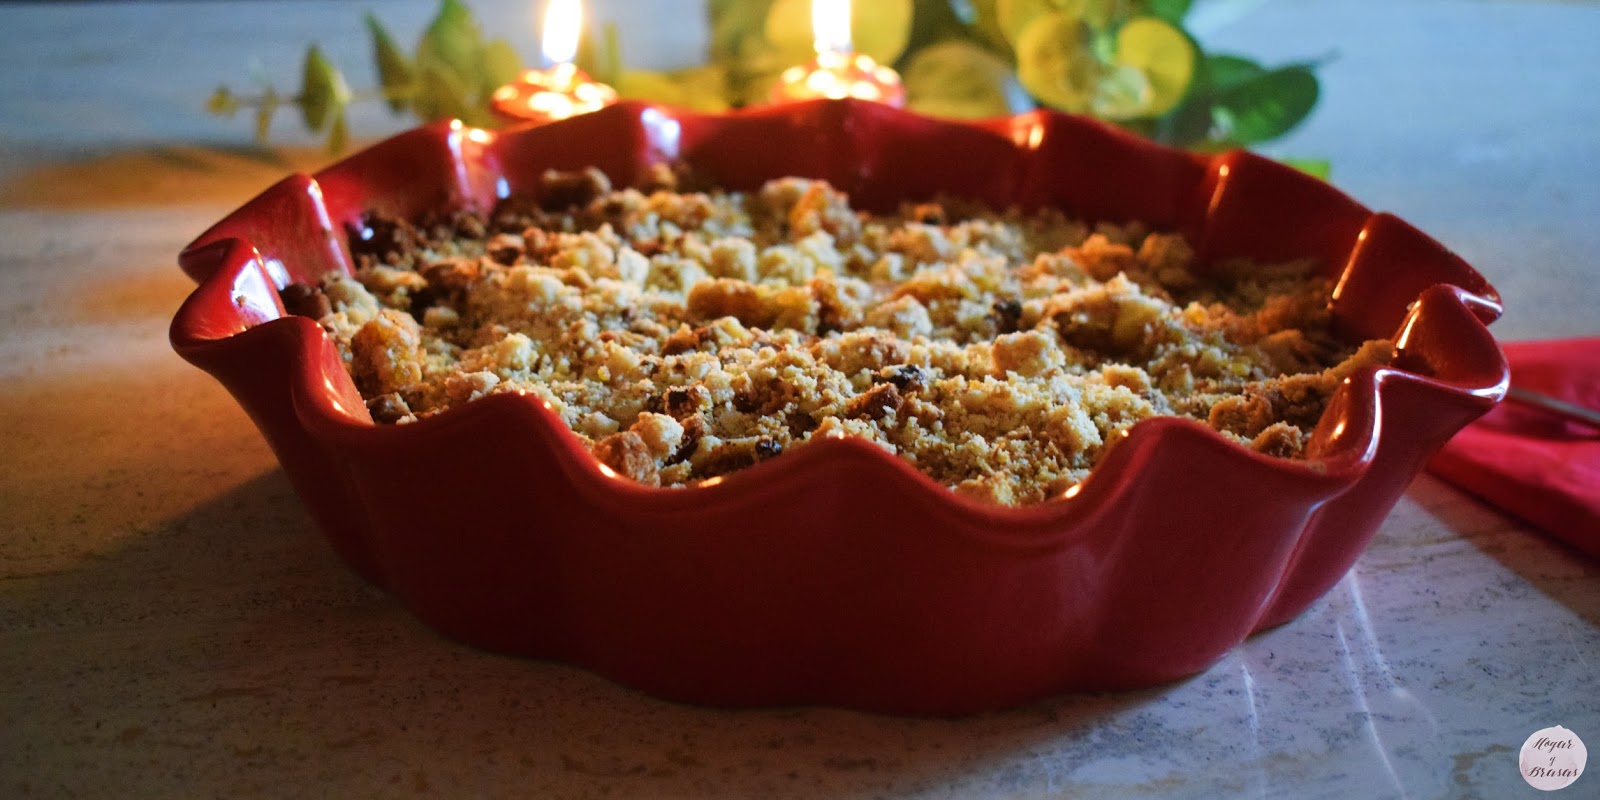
[171,100,1508,714]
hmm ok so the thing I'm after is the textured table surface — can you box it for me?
[2,1,1597,798]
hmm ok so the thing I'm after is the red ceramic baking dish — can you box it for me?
[172,99,1507,714]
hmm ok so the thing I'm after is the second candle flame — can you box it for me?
[542,0,581,66]
[812,0,852,56]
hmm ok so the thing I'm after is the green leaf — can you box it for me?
[1144,0,1192,24]
[615,70,683,104]
[206,86,239,116]
[417,0,486,99]
[1082,0,1119,31]
[709,0,774,61]
[298,44,351,133]
[1109,15,1196,118]
[255,87,279,143]
[602,23,624,86]
[413,62,475,123]
[1090,63,1152,120]
[1014,11,1098,113]
[1211,65,1318,146]
[1150,92,1210,147]
[616,67,730,112]
[1204,53,1266,92]
[946,0,1016,54]
[1280,157,1331,181]
[365,13,416,113]
[575,22,626,87]
[904,39,1033,118]
[903,0,973,61]
[481,38,523,100]
[997,0,1067,49]
[327,109,349,155]
[671,65,732,110]
[1150,53,1265,148]
[575,25,599,76]
[708,0,776,106]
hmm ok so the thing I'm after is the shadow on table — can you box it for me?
[1407,472,1600,628]
[8,468,1170,797]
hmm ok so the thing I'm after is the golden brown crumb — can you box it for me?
[1251,422,1307,458]
[594,430,659,486]
[349,309,423,397]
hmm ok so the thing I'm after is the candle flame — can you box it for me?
[812,0,852,55]
[542,0,582,67]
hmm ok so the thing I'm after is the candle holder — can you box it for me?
[771,50,906,106]
[490,62,619,125]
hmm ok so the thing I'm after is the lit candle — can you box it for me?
[770,0,905,106]
[490,0,619,125]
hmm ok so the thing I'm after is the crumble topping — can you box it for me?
[288,167,1392,506]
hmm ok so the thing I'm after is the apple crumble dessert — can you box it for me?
[282,167,1391,505]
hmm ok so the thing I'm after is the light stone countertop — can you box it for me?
[2,1,1597,798]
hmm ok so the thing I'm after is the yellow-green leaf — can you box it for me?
[1082,0,1119,30]
[998,0,1083,49]
[710,0,780,106]
[327,109,349,155]
[615,70,685,104]
[417,0,485,98]
[963,0,1012,51]
[614,70,684,108]
[254,87,279,143]
[206,86,239,116]
[1280,157,1330,181]
[710,0,775,61]
[365,13,415,113]
[904,40,1032,118]
[764,0,913,66]
[742,68,787,107]
[616,67,729,112]
[1112,16,1195,117]
[414,62,474,123]
[1089,63,1150,119]
[672,65,732,111]
[1014,11,1098,113]
[481,38,523,100]
[602,23,623,86]
[298,44,351,132]
[576,23,627,90]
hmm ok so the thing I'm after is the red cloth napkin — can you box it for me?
[1428,336,1600,558]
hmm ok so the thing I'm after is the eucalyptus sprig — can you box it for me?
[210,0,1322,156]
[207,0,522,153]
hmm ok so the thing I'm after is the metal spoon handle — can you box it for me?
[1506,386,1600,432]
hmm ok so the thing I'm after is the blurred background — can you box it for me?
[3,0,1596,339]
